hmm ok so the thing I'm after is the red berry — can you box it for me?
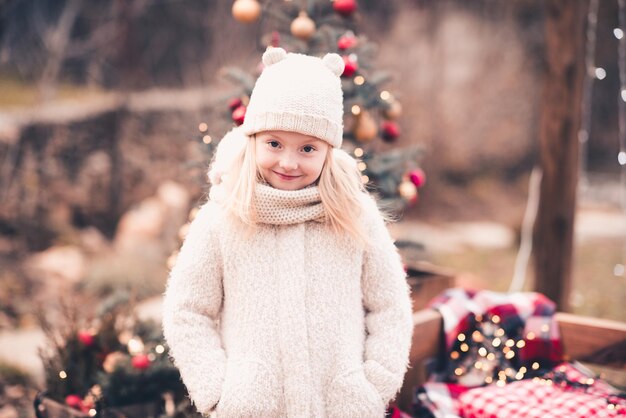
[232,105,246,125]
[65,394,83,410]
[337,34,358,50]
[333,0,357,17]
[227,97,243,111]
[78,331,95,347]
[342,56,358,77]
[131,354,151,370]
[409,168,426,188]
[381,121,400,142]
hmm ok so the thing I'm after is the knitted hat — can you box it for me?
[242,47,345,148]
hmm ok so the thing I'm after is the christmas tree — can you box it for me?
[203,0,425,213]
[37,293,201,417]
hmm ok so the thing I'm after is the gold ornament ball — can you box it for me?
[291,11,316,40]
[232,0,261,24]
[354,111,378,142]
[398,180,418,200]
[103,351,128,373]
[384,100,403,120]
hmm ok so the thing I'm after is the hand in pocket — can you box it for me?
[215,358,283,418]
[325,367,386,418]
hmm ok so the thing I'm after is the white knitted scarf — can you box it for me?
[254,183,325,225]
[209,182,325,225]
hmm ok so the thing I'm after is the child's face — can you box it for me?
[255,130,330,190]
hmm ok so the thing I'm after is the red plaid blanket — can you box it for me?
[412,289,625,417]
[428,288,563,371]
[415,362,626,417]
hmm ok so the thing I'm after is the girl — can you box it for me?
[162,47,413,418]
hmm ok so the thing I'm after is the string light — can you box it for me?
[59,370,67,379]
[361,175,369,184]
[202,135,212,144]
[351,105,361,115]
[354,76,365,85]
[357,162,367,171]
[353,148,364,157]
[458,334,466,342]
[155,344,165,354]
[617,0,626,283]
[579,0,599,187]
[380,91,391,101]
[127,338,144,355]
[594,67,606,79]
[198,122,208,132]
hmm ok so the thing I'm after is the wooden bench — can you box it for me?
[396,309,626,411]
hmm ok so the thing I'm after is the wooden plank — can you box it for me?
[556,312,626,360]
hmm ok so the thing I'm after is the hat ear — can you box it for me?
[322,53,344,77]
[262,47,287,67]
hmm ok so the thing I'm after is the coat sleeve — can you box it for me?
[360,197,414,405]
[162,202,226,415]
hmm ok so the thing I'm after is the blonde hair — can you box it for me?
[212,134,372,244]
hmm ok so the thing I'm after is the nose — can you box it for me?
[279,153,299,171]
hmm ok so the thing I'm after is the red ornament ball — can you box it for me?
[131,354,151,370]
[227,97,243,111]
[342,56,358,77]
[333,0,357,17]
[381,121,400,142]
[65,395,83,410]
[232,105,246,125]
[78,331,95,347]
[337,34,358,50]
[409,168,427,188]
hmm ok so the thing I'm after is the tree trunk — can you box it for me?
[533,0,587,311]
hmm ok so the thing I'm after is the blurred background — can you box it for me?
[0,0,624,416]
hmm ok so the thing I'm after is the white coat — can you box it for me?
[162,182,413,418]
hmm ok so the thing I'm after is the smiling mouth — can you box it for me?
[273,171,302,180]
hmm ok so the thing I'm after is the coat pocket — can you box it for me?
[215,358,283,418]
[325,367,386,418]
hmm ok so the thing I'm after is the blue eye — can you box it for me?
[302,145,315,153]
[268,141,280,148]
